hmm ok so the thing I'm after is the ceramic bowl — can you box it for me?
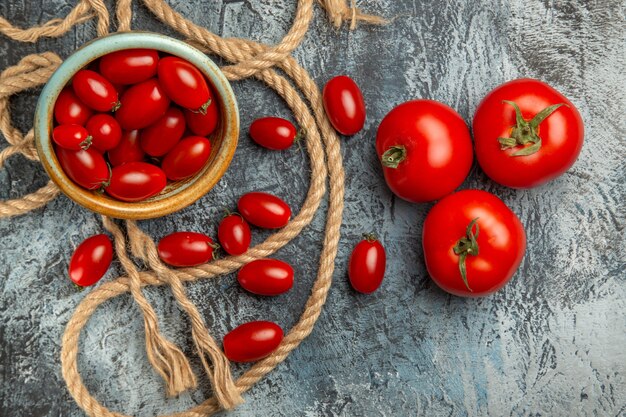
[34,32,239,219]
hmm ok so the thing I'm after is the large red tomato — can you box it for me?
[376,100,473,203]
[422,190,526,297]
[473,78,584,188]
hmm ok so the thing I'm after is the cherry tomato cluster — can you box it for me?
[52,49,220,202]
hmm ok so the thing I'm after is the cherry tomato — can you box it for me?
[99,49,159,85]
[115,78,170,130]
[161,136,211,181]
[157,57,212,112]
[423,190,527,297]
[184,104,219,136]
[376,100,473,203]
[157,231,218,267]
[249,117,298,150]
[107,129,145,167]
[52,124,92,151]
[72,69,120,112]
[237,192,291,229]
[322,75,366,135]
[217,214,251,256]
[105,162,166,202]
[223,321,283,363]
[85,114,122,152]
[473,79,584,189]
[54,88,93,126]
[237,259,293,296]
[56,147,109,190]
[69,234,113,287]
[140,107,186,157]
[348,234,386,294]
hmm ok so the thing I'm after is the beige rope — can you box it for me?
[318,0,387,29]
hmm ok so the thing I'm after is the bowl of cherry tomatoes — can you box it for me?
[34,32,239,219]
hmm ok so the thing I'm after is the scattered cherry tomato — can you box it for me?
[473,78,584,189]
[376,100,473,203]
[322,75,366,135]
[105,162,166,202]
[54,88,92,126]
[249,117,298,150]
[72,69,120,112]
[107,129,144,167]
[237,259,294,296]
[422,190,526,297]
[140,107,186,157]
[184,104,219,136]
[157,231,218,267]
[69,234,113,287]
[157,57,212,112]
[217,213,251,256]
[52,124,92,151]
[348,234,386,294]
[99,49,159,85]
[85,114,122,152]
[237,192,291,229]
[115,78,170,130]
[223,321,283,363]
[161,136,211,181]
[56,147,109,190]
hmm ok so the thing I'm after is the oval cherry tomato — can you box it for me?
[161,136,211,181]
[54,88,93,126]
[99,49,159,85]
[56,147,109,190]
[223,321,283,363]
[473,79,584,189]
[69,234,113,287]
[85,114,122,152]
[217,214,251,256]
[72,69,120,112]
[107,129,144,167]
[105,162,166,202]
[157,231,218,267]
[249,117,298,150]
[376,100,473,203]
[52,124,92,151]
[423,190,527,297]
[115,78,170,130]
[157,57,212,112]
[140,107,186,157]
[184,104,219,136]
[237,192,291,229]
[237,259,294,296]
[322,75,366,135]
[348,234,386,294]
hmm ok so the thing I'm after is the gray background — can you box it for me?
[1,1,625,416]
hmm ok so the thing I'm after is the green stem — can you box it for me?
[381,145,407,169]
[452,218,480,292]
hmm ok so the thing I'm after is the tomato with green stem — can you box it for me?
[157,57,212,113]
[52,124,92,151]
[72,70,120,112]
[85,114,122,152]
[56,147,109,190]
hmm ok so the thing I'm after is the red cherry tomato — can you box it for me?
[52,124,92,151]
[54,88,93,126]
[69,234,113,287]
[115,78,170,130]
[376,100,473,203]
[85,114,122,152]
[422,190,527,297]
[72,69,120,112]
[99,49,159,85]
[157,57,212,112]
[107,129,144,167]
[184,104,219,136]
[237,192,291,229]
[140,107,186,157]
[223,321,283,363]
[105,162,166,202]
[322,75,366,135]
[249,117,298,150]
[237,259,294,296]
[473,79,584,188]
[56,147,109,190]
[217,214,251,256]
[157,231,218,267]
[348,234,386,294]
[161,136,211,181]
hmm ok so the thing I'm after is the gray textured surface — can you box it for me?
[1,1,625,416]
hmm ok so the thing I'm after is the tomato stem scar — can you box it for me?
[381,145,407,168]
